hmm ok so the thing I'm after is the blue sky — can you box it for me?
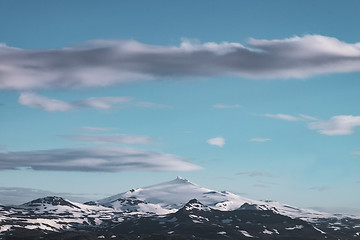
[0,0,360,215]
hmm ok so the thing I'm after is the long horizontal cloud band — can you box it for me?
[0,147,202,172]
[1,35,360,90]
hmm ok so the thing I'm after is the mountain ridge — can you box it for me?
[0,177,359,240]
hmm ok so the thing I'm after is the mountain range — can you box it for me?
[0,177,359,239]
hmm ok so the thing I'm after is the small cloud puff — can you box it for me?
[207,137,225,147]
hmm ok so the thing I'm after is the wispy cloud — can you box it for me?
[310,206,360,216]
[79,126,114,132]
[249,138,271,142]
[61,134,155,145]
[264,113,302,121]
[0,147,202,172]
[207,137,225,147]
[309,115,360,135]
[18,92,74,112]
[299,114,318,121]
[237,171,274,178]
[0,187,99,205]
[351,151,360,156]
[213,104,242,109]
[1,35,360,90]
[264,113,317,121]
[0,146,7,151]
[253,184,268,188]
[134,101,172,109]
[309,186,331,192]
[75,96,131,109]
[18,92,171,112]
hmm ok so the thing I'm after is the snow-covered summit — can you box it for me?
[98,177,257,212]
[97,177,353,222]
[22,196,80,209]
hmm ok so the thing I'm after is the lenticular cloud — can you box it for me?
[0,35,360,90]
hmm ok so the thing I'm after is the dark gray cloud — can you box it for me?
[18,92,171,111]
[1,35,360,90]
[61,134,156,145]
[0,147,202,172]
[0,187,100,205]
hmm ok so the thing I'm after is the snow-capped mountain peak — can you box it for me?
[22,196,80,209]
[1,178,360,239]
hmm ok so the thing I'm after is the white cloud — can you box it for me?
[309,115,360,135]
[134,101,172,109]
[264,113,301,121]
[79,126,113,132]
[249,138,271,142]
[264,113,317,121]
[1,35,360,90]
[62,134,155,145]
[310,206,360,216]
[207,137,225,147]
[76,96,131,109]
[18,92,74,112]
[351,152,360,156]
[0,147,202,172]
[237,171,274,177]
[0,187,97,205]
[18,92,170,112]
[213,104,242,109]
[299,114,318,121]
[310,186,330,192]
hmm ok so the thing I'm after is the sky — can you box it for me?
[0,0,360,215]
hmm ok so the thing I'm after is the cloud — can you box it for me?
[310,206,360,216]
[0,146,7,151]
[249,138,271,142]
[309,186,330,192]
[61,134,155,145]
[351,152,360,156]
[264,113,302,121]
[213,104,242,109]
[0,147,202,172]
[237,171,274,177]
[207,137,225,147]
[298,114,318,121]
[134,101,172,109]
[18,92,171,112]
[264,113,317,121]
[309,115,360,135]
[253,184,268,188]
[79,126,113,132]
[1,35,360,90]
[0,187,97,205]
[18,92,74,112]
[75,96,131,109]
